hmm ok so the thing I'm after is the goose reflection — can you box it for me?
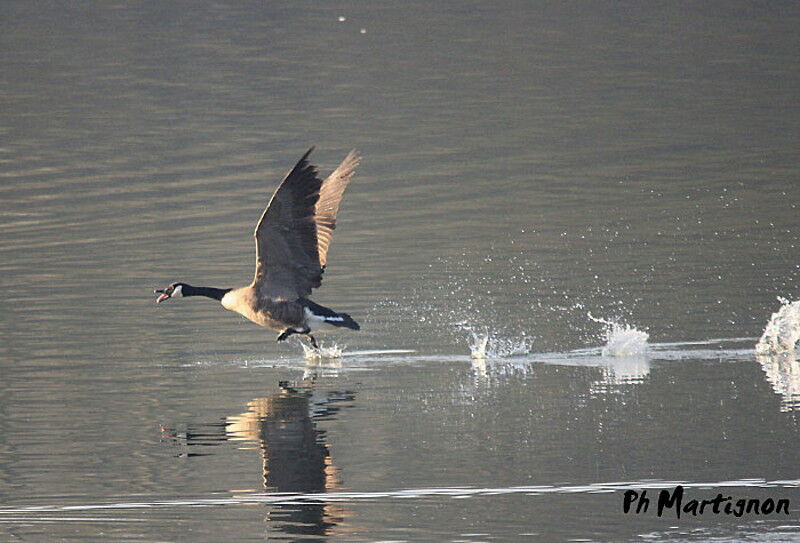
[161,380,355,539]
[226,380,355,539]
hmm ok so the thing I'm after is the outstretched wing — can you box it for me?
[315,149,360,268]
[253,148,360,301]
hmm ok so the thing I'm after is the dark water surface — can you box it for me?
[1,2,799,541]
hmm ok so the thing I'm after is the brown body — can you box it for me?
[221,287,306,331]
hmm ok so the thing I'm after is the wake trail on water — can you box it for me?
[462,313,648,361]
[1,478,797,516]
[211,293,793,374]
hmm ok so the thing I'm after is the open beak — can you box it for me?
[154,289,170,304]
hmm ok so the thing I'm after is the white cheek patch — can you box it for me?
[172,285,183,298]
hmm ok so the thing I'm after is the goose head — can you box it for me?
[154,282,186,303]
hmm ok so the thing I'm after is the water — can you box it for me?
[2,1,800,541]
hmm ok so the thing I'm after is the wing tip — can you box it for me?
[304,147,361,171]
[345,148,361,167]
[333,149,362,179]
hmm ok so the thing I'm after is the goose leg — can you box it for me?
[307,334,319,349]
[277,329,296,342]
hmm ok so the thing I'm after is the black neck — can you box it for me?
[183,285,231,301]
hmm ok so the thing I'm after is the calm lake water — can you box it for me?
[2,2,799,541]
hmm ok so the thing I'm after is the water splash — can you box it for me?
[588,313,649,357]
[300,341,345,361]
[756,298,800,355]
[459,324,532,360]
[373,251,552,353]
[487,336,532,358]
[470,332,490,359]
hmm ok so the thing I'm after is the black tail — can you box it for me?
[331,312,360,330]
[302,299,360,330]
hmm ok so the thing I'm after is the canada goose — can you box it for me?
[155,148,361,349]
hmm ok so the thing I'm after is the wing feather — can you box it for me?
[316,150,360,268]
[252,148,359,301]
